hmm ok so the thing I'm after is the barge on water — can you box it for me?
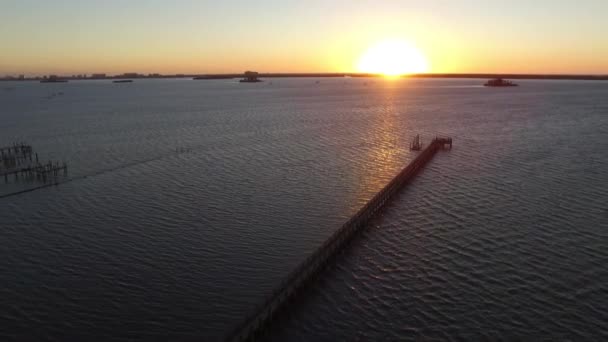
[40,75,68,83]
[239,71,262,83]
[484,78,518,87]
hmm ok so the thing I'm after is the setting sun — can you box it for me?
[357,39,429,76]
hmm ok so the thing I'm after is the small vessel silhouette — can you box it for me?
[240,71,262,83]
[40,75,67,83]
[484,78,518,87]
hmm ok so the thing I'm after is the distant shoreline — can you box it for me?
[2,73,608,81]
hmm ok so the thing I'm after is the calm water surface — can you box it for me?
[0,78,607,340]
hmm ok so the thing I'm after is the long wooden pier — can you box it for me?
[226,137,452,342]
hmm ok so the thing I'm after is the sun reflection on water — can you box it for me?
[349,85,411,212]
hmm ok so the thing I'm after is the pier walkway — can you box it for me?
[227,137,452,342]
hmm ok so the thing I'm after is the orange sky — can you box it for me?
[1,1,607,76]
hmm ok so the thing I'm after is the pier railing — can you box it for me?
[226,137,452,342]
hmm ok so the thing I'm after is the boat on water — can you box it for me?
[484,78,518,87]
[239,71,262,83]
[113,80,133,83]
[40,75,67,83]
[410,134,422,151]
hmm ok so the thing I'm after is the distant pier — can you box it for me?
[226,136,452,342]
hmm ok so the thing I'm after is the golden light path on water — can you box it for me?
[350,82,410,212]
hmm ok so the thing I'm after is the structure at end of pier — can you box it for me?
[434,136,452,149]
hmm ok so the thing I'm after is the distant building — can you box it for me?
[91,73,107,79]
[18,75,25,80]
[121,73,139,78]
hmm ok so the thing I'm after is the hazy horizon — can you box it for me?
[4,71,608,79]
[2,1,608,75]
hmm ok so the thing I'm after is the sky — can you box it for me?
[1,0,607,75]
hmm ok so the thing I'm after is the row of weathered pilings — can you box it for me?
[227,137,453,342]
[2,161,68,183]
[0,143,37,169]
[1,143,68,184]
[0,142,31,155]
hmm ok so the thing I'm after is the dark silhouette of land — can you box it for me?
[3,72,608,81]
[230,72,608,80]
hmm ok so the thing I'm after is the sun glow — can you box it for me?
[357,39,429,76]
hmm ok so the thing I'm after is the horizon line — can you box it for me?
[3,72,608,81]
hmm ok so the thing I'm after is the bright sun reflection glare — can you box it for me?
[357,39,429,76]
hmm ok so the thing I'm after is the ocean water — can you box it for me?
[0,78,606,341]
